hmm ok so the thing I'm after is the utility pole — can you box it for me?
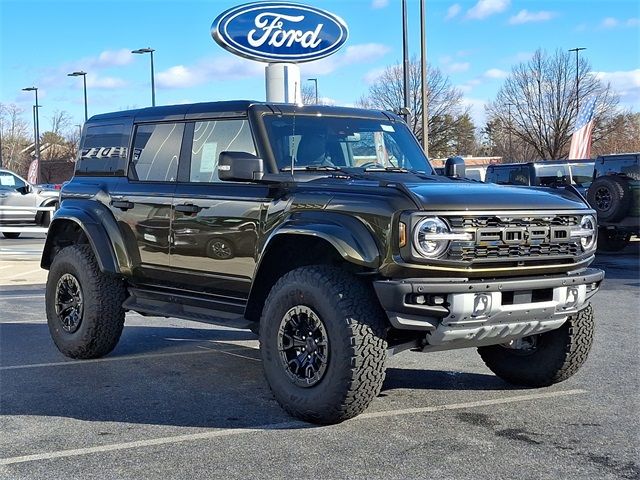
[401,0,410,126]
[506,102,514,161]
[420,0,428,155]
[568,47,586,116]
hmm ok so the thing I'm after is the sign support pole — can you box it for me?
[265,63,302,104]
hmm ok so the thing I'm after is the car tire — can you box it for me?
[41,201,58,227]
[259,265,388,424]
[597,228,631,252]
[2,232,20,239]
[46,244,127,359]
[587,176,631,222]
[206,237,235,260]
[478,304,594,387]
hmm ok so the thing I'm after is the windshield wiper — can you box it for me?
[363,166,436,180]
[280,165,342,172]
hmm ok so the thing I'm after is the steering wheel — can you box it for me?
[360,161,386,169]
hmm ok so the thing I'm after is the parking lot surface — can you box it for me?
[1,235,639,479]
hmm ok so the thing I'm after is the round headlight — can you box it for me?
[580,215,597,251]
[414,217,450,258]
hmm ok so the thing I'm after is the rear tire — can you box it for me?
[478,305,594,387]
[259,265,388,424]
[46,245,126,359]
[587,176,631,222]
[2,232,20,239]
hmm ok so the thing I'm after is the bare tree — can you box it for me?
[486,49,620,160]
[592,112,640,156]
[357,57,470,158]
[49,110,72,136]
[0,103,31,174]
[301,83,317,105]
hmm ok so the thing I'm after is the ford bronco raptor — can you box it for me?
[42,101,604,424]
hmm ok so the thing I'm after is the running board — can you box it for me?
[124,287,253,330]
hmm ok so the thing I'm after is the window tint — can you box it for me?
[77,123,129,176]
[488,166,529,185]
[130,123,184,182]
[189,119,255,183]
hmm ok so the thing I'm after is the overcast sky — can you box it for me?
[1,0,638,132]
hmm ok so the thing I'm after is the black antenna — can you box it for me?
[290,81,299,181]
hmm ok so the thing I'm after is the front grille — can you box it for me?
[446,214,582,263]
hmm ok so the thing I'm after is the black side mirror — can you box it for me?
[17,185,31,195]
[218,151,265,182]
[445,156,466,178]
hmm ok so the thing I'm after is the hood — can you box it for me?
[405,181,589,211]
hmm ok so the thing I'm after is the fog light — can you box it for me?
[565,287,579,308]
[472,294,492,317]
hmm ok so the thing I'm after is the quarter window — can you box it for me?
[130,123,184,182]
[189,119,256,183]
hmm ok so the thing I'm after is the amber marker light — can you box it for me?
[399,222,407,248]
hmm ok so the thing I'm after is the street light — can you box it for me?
[307,78,318,104]
[568,47,586,116]
[401,0,410,125]
[68,71,88,122]
[132,47,156,107]
[506,102,515,161]
[22,87,41,183]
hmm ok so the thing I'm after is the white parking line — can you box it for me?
[2,268,44,279]
[0,295,45,300]
[197,345,259,362]
[0,389,586,466]
[0,346,257,371]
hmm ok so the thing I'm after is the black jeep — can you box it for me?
[586,153,639,251]
[42,101,603,424]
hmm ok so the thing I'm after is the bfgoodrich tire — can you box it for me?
[478,305,594,387]
[259,265,388,424]
[46,244,127,359]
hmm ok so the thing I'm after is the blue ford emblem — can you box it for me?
[211,2,349,63]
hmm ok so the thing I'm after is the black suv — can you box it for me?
[485,160,594,196]
[42,101,603,424]
[586,153,639,251]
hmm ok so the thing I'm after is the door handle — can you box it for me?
[175,203,202,214]
[111,200,134,211]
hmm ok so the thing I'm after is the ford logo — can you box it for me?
[211,2,349,63]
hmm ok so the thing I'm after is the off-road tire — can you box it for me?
[46,244,126,359]
[2,232,20,239]
[478,304,594,387]
[259,265,388,424]
[597,228,631,252]
[587,176,631,222]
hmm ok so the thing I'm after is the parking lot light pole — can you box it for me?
[132,48,156,107]
[568,47,586,117]
[401,0,410,125]
[307,78,318,104]
[506,102,514,161]
[68,71,88,122]
[22,87,41,183]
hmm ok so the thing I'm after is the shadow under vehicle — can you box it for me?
[41,101,603,425]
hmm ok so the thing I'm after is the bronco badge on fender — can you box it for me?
[211,2,349,63]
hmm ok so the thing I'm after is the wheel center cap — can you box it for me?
[306,337,317,353]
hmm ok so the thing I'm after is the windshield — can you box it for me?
[262,115,434,173]
[569,163,594,187]
[534,164,571,186]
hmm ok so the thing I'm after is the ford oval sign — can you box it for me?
[211,2,349,63]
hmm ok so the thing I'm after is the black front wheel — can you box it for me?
[478,305,594,387]
[259,265,388,424]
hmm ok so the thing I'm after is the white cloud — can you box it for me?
[363,67,387,85]
[601,17,619,28]
[156,57,265,89]
[446,4,461,20]
[94,49,134,68]
[466,0,510,20]
[508,10,556,25]
[445,62,470,73]
[484,68,508,79]
[627,18,639,27]
[371,0,388,8]
[85,74,127,89]
[593,69,640,107]
[302,43,391,76]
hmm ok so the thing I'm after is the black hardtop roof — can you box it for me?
[86,100,396,124]
[488,159,594,169]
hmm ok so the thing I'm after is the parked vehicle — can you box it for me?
[42,101,603,424]
[586,153,640,251]
[0,168,60,238]
[485,160,594,196]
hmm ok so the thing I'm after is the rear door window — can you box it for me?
[130,123,184,182]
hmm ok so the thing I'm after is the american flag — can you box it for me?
[568,97,597,159]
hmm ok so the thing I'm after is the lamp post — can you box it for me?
[22,87,41,183]
[68,71,88,122]
[506,102,514,161]
[568,47,586,116]
[132,48,156,107]
[419,0,428,155]
[401,0,410,125]
[307,78,318,104]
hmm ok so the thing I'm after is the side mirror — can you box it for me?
[218,151,265,182]
[445,156,466,178]
[17,185,31,195]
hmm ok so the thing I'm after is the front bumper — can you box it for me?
[374,268,604,351]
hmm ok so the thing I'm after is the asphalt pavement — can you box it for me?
[0,234,638,479]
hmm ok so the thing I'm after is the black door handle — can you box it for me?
[111,200,134,211]
[175,203,202,214]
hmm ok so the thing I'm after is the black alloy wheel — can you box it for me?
[277,305,329,387]
[54,273,84,333]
